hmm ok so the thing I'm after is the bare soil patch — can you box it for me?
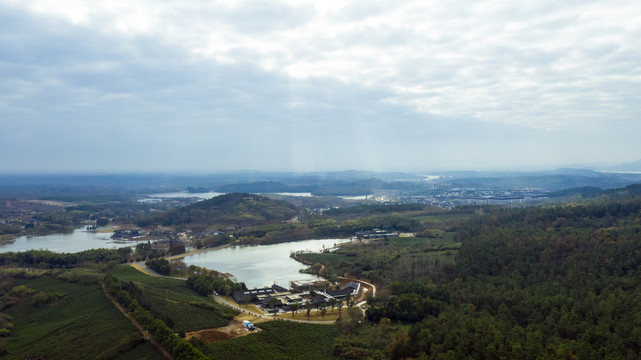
[185,315,267,343]
[186,323,262,343]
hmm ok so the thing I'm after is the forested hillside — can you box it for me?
[338,197,641,359]
[137,193,298,227]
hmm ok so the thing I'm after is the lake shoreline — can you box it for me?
[180,238,350,289]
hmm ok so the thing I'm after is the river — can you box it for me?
[183,238,349,289]
[0,227,147,253]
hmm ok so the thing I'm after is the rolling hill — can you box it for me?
[151,193,298,227]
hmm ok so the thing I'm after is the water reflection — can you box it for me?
[183,238,349,289]
[0,227,146,253]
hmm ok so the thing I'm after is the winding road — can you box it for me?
[128,244,377,323]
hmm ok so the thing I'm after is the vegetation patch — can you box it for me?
[337,198,641,359]
[203,321,338,360]
[297,235,459,284]
[103,274,208,359]
[109,265,238,333]
[142,193,298,227]
[0,271,158,359]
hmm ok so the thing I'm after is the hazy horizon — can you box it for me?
[1,1,640,173]
[1,162,640,177]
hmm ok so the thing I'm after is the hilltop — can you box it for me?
[146,193,299,228]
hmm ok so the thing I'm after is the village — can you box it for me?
[231,278,364,315]
[118,226,379,322]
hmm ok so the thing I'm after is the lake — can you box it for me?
[0,227,147,253]
[148,191,224,199]
[2,228,349,290]
[139,191,315,202]
[183,238,350,289]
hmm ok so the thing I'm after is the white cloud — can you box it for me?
[0,0,640,172]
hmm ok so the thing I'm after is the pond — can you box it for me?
[0,227,147,253]
[183,238,350,289]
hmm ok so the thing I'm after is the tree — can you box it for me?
[170,242,186,255]
[337,307,364,335]
[291,301,299,317]
[329,297,338,313]
[346,293,353,308]
[268,296,279,312]
[117,247,132,258]
[319,303,327,318]
[170,260,187,275]
[146,258,170,275]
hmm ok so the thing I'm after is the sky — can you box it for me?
[1,0,640,173]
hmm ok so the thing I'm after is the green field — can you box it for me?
[204,321,337,360]
[0,270,163,360]
[109,266,237,332]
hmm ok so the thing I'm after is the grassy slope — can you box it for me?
[1,273,163,360]
[111,267,339,357]
[109,266,237,332]
[109,266,197,302]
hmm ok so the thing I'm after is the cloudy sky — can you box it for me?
[1,0,640,173]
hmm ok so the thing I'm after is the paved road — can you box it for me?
[130,261,185,279]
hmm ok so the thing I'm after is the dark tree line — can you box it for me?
[186,273,244,297]
[0,248,131,268]
[145,258,170,276]
[103,275,208,360]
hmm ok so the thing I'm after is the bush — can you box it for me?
[9,285,37,297]
[32,291,67,307]
[145,258,171,276]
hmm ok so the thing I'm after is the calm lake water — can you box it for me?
[0,227,146,253]
[148,191,224,199]
[140,191,315,202]
[2,227,349,290]
[183,238,349,289]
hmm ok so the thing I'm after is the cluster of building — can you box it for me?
[397,189,549,209]
[112,229,141,238]
[193,230,227,238]
[355,229,399,239]
[232,279,360,313]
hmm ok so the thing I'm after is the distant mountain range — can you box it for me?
[594,158,641,172]
[1,166,640,199]
[437,168,641,191]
